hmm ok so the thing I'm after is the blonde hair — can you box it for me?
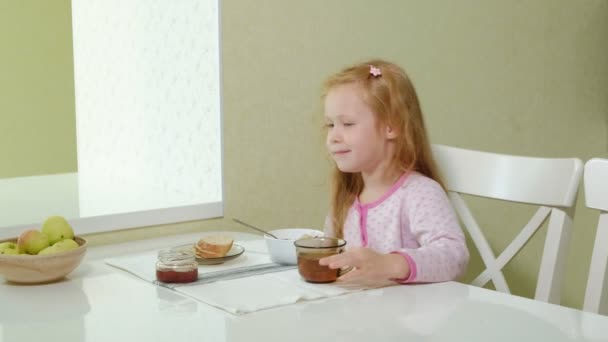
[322,59,445,238]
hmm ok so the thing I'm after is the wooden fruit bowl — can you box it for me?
[0,236,87,284]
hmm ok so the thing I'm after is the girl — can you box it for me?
[319,59,469,284]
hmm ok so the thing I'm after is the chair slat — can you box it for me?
[584,159,608,211]
[433,145,582,207]
[535,208,573,303]
[473,206,551,287]
[583,213,608,313]
[450,193,509,292]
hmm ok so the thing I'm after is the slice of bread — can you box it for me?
[195,235,233,258]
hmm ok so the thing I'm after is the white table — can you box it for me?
[1,232,607,342]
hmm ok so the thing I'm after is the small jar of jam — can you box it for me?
[155,248,198,283]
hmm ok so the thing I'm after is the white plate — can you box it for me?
[172,244,245,265]
[197,244,245,265]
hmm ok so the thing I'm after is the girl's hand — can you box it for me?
[318,247,410,284]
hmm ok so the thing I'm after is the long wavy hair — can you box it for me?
[322,59,445,238]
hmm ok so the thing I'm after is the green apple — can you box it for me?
[38,239,79,255]
[0,242,19,255]
[38,245,58,255]
[41,216,74,245]
[17,230,50,255]
[53,238,79,251]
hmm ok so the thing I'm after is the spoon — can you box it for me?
[232,218,279,239]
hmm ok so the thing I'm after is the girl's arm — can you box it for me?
[394,177,469,283]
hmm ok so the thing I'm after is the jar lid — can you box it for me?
[158,247,195,263]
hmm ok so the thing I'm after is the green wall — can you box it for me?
[3,0,608,311]
[0,0,77,178]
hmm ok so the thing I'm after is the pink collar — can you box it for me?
[355,172,409,210]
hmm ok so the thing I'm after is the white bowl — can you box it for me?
[264,228,324,265]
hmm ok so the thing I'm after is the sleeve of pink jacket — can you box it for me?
[393,177,469,283]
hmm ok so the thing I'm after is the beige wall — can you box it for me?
[4,0,608,310]
[0,1,77,178]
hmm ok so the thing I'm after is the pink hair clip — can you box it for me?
[369,65,382,77]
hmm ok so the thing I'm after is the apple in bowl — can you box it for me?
[0,242,19,255]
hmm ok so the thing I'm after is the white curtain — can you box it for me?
[71,0,222,217]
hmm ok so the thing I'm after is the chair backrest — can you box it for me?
[432,144,583,304]
[583,158,608,314]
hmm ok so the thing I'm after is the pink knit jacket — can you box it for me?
[325,172,469,283]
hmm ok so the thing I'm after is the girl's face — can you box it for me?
[324,83,396,174]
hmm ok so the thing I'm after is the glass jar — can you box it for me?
[155,248,198,283]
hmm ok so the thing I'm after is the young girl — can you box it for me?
[319,59,469,284]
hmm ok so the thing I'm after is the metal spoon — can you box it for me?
[232,218,279,239]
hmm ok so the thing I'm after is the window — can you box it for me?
[0,0,222,238]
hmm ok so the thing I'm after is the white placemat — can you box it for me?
[105,240,289,287]
[105,239,391,315]
[176,269,385,314]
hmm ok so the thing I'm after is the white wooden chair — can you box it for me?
[432,144,583,304]
[582,158,608,314]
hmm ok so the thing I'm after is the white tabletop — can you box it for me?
[1,232,607,342]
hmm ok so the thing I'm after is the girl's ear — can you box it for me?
[385,125,398,139]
